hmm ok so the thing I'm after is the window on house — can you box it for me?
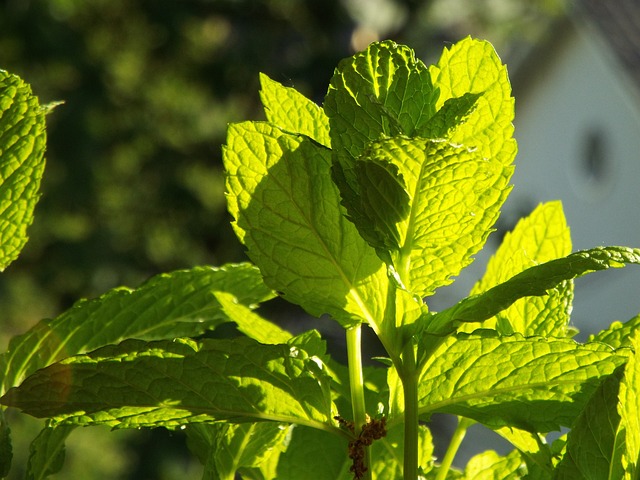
[569,126,614,200]
[583,128,608,184]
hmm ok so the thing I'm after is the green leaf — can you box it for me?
[324,40,438,162]
[619,330,640,478]
[417,92,482,139]
[429,36,517,167]
[325,41,440,265]
[0,263,274,395]
[425,466,464,479]
[554,367,624,480]
[259,73,331,148]
[185,422,289,480]
[590,313,640,349]
[346,136,510,296]
[213,291,292,345]
[324,40,514,298]
[25,425,74,480]
[461,201,573,337]
[426,247,640,337]
[369,423,434,479]
[224,120,398,334]
[462,449,524,479]
[1,336,339,433]
[0,70,47,270]
[274,425,351,480]
[415,331,625,432]
[491,427,553,476]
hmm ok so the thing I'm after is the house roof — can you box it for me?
[509,0,640,101]
[575,0,640,93]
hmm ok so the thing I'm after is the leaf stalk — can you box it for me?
[436,416,473,480]
[400,340,419,480]
[346,324,372,480]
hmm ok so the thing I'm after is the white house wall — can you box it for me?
[506,21,640,338]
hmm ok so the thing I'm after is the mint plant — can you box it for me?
[1,38,640,479]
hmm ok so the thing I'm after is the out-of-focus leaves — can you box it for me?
[25,425,74,480]
[0,410,11,477]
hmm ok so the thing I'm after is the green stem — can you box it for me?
[346,325,371,480]
[436,416,473,480]
[400,341,419,480]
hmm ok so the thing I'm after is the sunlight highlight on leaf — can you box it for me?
[461,201,573,336]
[0,70,47,270]
[224,121,392,332]
[353,136,510,296]
[429,36,516,166]
[260,73,331,148]
[415,332,625,432]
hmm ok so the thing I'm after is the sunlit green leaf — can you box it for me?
[0,70,47,270]
[1,336,338,433]
[554,367,624,480]
[346,136,510,296]
[369,423,434,478]
[462,449,524,479]
[619,330,640,478]
[0,263,274,395]
[415,331,624,432]
[213,291,291,345]
[491,427,553,477]
[429,36,516,166]
[426,247,640,337]
[417,92,482,139]
[259,73,331,148]
[185,422,289,480]
[224,120,407,339]
[325,40,438,162]
[461,201,573,337]
[590,313,640,349]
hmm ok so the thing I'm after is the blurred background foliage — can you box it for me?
[0,0,564,478]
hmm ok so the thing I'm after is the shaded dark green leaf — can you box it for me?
[0,263,274,395]
[1,336,338,433]
[0,410,11,477]
[26,425,74,480]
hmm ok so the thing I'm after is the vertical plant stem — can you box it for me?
[400,341,419,480]
[346,324,371,480]
[436,416,473,480]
